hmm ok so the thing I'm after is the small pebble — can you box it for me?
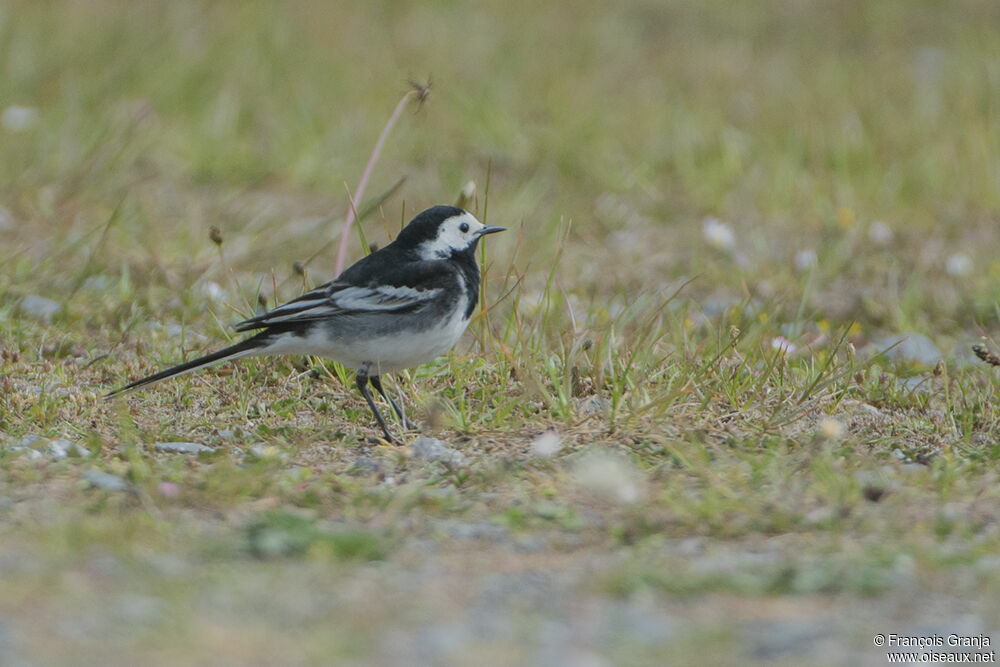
[702,217,736,251]
[411,437,467,466]
[284,466,310,481]
[7,435,89,461]
[868,221,894,246]
[81,275,114,291]
[83,470,129,492]
[13,435,47,450]
[349,457,381,476]
[577,396,610,418]
[794,249,817,272]
[572,449,642,504]
[18,295,62,323]
[873,332,942,366]
[0,205,14,230]
[46,438,91,460]
[529,431,563,458]
[199,281,225,301]
[945,253,973,277]
[2,105,38,131]
[152,442,216,455]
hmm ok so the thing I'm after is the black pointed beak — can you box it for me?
[478,225,506,236]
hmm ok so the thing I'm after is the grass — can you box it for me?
[3,0,1000,664]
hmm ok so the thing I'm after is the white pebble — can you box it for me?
[868,221,894,246]
[794,249,817,272]
[199,281,225,301]
[702,217,736,252]
[529,431,562,457]
[2,105,38,132]
[572,449,641,504]
[945,253,973,277]
[18,295,62,323]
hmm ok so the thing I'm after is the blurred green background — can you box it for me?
[4,0,999,324]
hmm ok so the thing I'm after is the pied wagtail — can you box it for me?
[106,205,505,443]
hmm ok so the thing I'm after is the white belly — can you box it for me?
[258,292,471,374]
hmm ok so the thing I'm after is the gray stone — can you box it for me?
[148,553,192,578]
[16,448,44,461]
[349,457,381,475]
[29,383,71,398]
[674,537,705,556]
[6,435,45,459]
[152,441,216,455]
[0,205,13,230]
[600,602,676,647]
[81,275,114,291]
[18,295,62,323]
[83,470,129,492]
[952,343,983,368]
[432,519,509,541]
[411,437,467,466]
[513,535,548,552]
[284,466,310,481]
[874,332,942,366]
[6,435,88,461]
[114,593,165,623]
[15,435,46,448]
[46,438,90,460]
[898,376,932,395]
[577,396,610,418]
[0,619,22,667]
[166,324,205,342]
[745,620,831,661]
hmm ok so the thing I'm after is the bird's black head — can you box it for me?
[394,206,505,260]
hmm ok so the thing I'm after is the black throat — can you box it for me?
[451,248,481,319]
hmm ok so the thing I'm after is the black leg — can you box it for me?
[370,375,417,430]
[356,368,395,443]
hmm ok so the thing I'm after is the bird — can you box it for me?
[106,205,505,443]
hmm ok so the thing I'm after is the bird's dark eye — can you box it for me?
[459,222,470,233]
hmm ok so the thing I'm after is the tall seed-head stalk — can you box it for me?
[334,82,429,277]
[479,159,493,347]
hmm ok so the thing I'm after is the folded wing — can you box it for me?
[234,281,442,332]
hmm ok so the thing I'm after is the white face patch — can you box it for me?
[417,212,488,260]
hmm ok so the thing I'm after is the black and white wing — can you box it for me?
[234,277,443,333]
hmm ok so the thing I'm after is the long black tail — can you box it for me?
[105,335,268,399]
